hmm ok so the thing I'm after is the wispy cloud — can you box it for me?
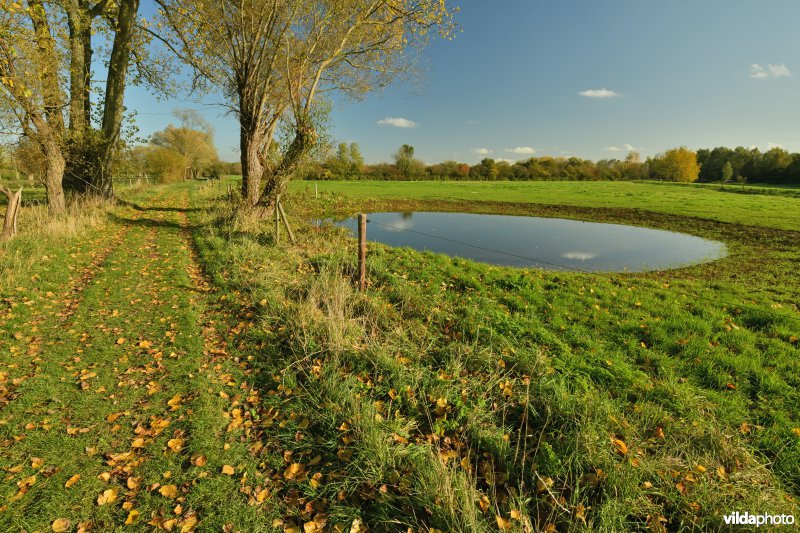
[471,148,492,155]
[496,158,516,165]
[606,143,639,152]
[750,63,791,79]
[377,117,417,128]
[579,88,620,98]
[505,146,536,155]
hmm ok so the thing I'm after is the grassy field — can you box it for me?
[1,178,798,531]
[290,180,800,231]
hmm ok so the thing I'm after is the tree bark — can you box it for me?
[66,0,92,135]
[240,122,263,208]
[0,187,23,241]
[254,124,317,215]
[96,0,140,198]
[42,140,67,215]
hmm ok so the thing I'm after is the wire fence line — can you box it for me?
[366,219,800,325]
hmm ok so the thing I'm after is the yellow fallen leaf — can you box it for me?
[51,518,71,532]
[117,338,126,345]
[106,411,125,422]
[31,457,44,469]
[496,515,512,530]
[179,515,198,532]
[611,437,628,455]
[167,438,184,452]
[65,474,81,488]
[125,509,140,525]
[221,465,235,475]
[18,475,36,488]
[97,488,118,505]
[159,484,178,498]
[479,495,490,513]
[132,437,145,448]
[193,455,206,467]
[127,476,141,489]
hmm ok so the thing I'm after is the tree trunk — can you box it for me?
[42,141,67,215]
[0,187,23,241]
[254,124,317,215]
[96,0,140,198]
[240,124,263,208]
[66,0,92,135]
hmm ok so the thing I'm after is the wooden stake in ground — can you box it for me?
[1,186,23,241]
[277,202,296,244]
[358,213,367,291]
[275,194,281,243]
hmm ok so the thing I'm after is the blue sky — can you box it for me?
[126,0,800,164]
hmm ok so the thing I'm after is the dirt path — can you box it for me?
[0,185,277,532]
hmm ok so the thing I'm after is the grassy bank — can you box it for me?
[1,179,797,531]
[189,179,799,530]
[289,180,800,231]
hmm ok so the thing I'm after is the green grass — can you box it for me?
[2,178,798,531]
[290,180,800,230]
[0,182,280,531]
[193,178,799,530]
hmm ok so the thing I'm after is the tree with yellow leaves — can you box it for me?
[649,146,700,183]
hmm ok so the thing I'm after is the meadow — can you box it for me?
[291,180,800,231]
[0,178,798,531]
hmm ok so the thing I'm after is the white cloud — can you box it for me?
[579,88,620,98]
[505,146,536,155]
[377,117,417,128]
[496,158,516,165]
[607,143,639,152]
[750,63,791,79]
[471,148,492,155]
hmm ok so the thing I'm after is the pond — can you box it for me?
[334,212,726,272]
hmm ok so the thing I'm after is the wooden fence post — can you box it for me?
[275,194,281,243]
[358,213,367,292]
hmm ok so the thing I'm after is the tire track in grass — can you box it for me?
[1,185,281,531]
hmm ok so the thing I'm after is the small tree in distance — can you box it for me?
[721,161,733,189]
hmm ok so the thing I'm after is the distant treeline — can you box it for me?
[303,143,800,184]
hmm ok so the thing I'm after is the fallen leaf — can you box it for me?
[159,484,178,498]
[167,438,184,453]
[125,510,140,525]
[221,465,235,475]
[52,518,71,532]
[97,488,118,505]
[65,474,81,488]
[611,437,628,455]
[496,515,512,530]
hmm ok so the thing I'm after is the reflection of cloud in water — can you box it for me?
[562,251,597,261]
[383,219,414,231]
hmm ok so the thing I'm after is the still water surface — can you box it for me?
[336,212,726,272]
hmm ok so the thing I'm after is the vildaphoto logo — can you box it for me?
[723,512,795,527]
